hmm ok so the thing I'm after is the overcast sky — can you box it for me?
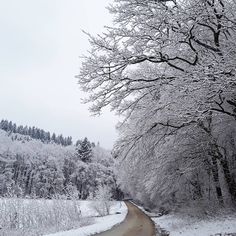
[0,0,118,149]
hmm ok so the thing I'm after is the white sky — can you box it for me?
[0,0,118,149]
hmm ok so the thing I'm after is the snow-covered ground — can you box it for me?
[153,213,236,236]
[0,198,127,236]
[131,202,236,236]
[45,201,127,236]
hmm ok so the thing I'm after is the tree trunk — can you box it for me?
[220,158,236,203]
[211,156,224,205]
[214,144,236,204]
[25,171,31,195]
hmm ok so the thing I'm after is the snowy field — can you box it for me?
[0,198,127,236]
[45,201,127,236]
[153,213,236,236]
[132,202,236,236]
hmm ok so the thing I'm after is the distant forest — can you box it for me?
[0,119,73,146]
[0,119,121,200]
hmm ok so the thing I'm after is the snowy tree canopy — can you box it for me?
[78,0,236,210]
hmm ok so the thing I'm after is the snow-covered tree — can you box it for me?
[0,128,117,200]
[78,0,236,210]
[76,137,92,163]
[89,185,114,216]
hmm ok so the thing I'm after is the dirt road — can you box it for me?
[94,201,156,236]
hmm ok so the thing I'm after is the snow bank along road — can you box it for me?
[94,201,156,236]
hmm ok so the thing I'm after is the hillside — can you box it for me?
[0,124,118,199]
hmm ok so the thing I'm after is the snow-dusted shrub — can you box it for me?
[0,198,82,235]
[89,185,114,216]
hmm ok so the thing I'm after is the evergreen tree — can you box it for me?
[12,123,17,133]
[76,137,92,163]
[45,132,51,142]
[23,126,28,135]
[32,127,36,138]
[65,136,72,146]
[0,120,9,131]
[51,133,56,142]
[8,121,13,132]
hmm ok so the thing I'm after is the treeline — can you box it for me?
[0,119,72,146]
[0,130,121,199]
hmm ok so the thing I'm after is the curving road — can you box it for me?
[94,201,156,236]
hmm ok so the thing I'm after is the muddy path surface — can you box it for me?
[94,201,156,236]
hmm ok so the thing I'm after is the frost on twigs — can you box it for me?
[79,0,236,214]
[89,185,115,216]
[0,198,82,235]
